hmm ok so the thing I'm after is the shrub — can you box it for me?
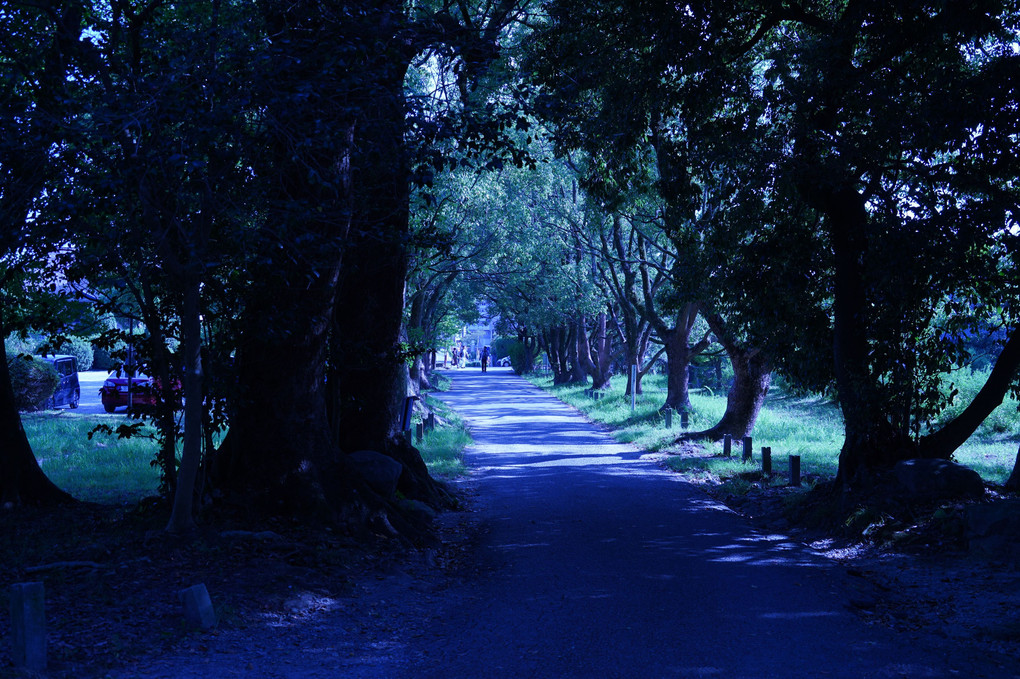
[5,335,36,356]
[91,337,128,372]
[7,354,59,411]
[506,340,531,375]
[491,337,515,363]
[53,335,95,371]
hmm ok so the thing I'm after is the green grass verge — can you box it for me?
[527,373,1018,487]
[416,394,471,478]
[23,411,161,505]
[24,391,473,507]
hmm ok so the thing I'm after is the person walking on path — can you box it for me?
[480,345,490,372]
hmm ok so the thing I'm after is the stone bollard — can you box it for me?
[415,421,424,442]
[790,455,801,487]
[10,582,46,671]
[680,410,689,429]
[742,436,753,462]
[723,434,732,458]
[426,412,436,432]
[762,447,772,477]
[664,409,673,428]
[179,583,217,629]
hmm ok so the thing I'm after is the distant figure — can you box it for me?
[481,345,490,373]
[451,345,459,368]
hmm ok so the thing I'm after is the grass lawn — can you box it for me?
[416,394,472,478]
[527,374,1019,487]
[23,411,162,505]
[21,388,472,507]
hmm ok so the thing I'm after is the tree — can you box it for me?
[748,1,1020,485]
[214,0,533,532]
[0,1,88,507]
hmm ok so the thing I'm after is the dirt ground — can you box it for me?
[2,481,1019,677]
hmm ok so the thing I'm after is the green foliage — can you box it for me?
[4,334,36,356]
[6,354,59,411]
[933,368,1020,439]
[506,340,531,375]
[490,337,515,365]
[90,340,123,372]
[37,335,94,371]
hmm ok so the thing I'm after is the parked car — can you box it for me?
[37,355,81,409]
[100,372,182,413]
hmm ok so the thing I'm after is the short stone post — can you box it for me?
[680,409,689,429]
[415,421,424,442]
[789,455,801,487]
[723,434,732,458]
[427,412,436,432]
[664,408,673,428]
[742,436,753,462]
[179,583,217,629]
[10,582,46,671]
[761,447,772,477]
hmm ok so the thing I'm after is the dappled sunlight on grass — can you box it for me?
[529,374,1018,485]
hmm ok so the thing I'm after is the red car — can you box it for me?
[100,374,178,413]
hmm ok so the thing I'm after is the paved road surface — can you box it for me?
[409,367,1008,678]
[104,367,1016,678]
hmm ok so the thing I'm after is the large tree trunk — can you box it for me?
[167,273,204,533]
[659,304,709,413]
[577,312,613,390]
[0,312,73,508]
[681,311,770,441]
[822,188,912,487]
[566,321,588,384]
[216,2,447,525]
[544,325,573,384]
[214,270,341,513]
[330,15,444,508]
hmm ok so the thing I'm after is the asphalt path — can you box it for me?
[411,367,1008,679]
[98,366,1016,678]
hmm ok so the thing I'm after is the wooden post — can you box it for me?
[664,408,673,428]
[401,396,418,432]
[10,582,46,671]
[790,455,801,486]
[742,436,753,462]
[630,364,637,413]
[723,434,732,458]
[762,447,772,477]
[680,409,689,429]
[415,422,424,442]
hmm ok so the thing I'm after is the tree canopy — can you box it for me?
[2,0,1020,522]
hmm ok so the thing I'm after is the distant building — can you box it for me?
[459,316,497,361]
